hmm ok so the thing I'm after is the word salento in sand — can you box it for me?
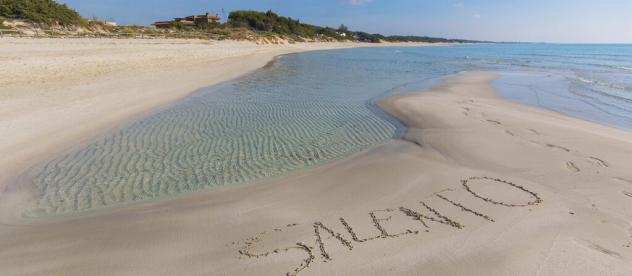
[234,176,543,275]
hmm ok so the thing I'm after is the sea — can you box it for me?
[28,43,632,215]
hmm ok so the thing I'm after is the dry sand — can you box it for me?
[1,40,632,275]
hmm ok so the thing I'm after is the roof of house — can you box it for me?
[153,12,220,26]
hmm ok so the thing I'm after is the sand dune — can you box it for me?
[1,69,631,275]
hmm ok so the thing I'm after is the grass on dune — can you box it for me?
[0,0,85,26]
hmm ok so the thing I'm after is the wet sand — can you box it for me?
[1,70,632,275]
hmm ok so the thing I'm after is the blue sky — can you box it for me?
[59,0,632,43]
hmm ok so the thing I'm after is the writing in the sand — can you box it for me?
[234,176,543,276]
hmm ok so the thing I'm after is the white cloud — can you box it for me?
[345,0,373,5]
[452,2,464,8]
[473,13,482,19]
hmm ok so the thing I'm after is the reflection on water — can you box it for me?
[29,44,632,215]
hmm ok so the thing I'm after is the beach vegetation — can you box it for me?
[354,32,385,43]
[0,0,85,26]
[194,20,220,30]
[0,1,486,43]
[225,10,480,44]
[228,10,345,41]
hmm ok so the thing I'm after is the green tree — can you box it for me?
[0,0,85,26]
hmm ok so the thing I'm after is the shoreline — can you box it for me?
[1,70,632,274]
[0,38,437,219]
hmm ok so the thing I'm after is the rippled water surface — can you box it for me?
[30,44,632,215]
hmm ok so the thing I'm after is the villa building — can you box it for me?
[153,13,220,29]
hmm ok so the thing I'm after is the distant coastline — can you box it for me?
[0,1,487,44]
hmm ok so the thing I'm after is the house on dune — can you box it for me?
[153,13,220,29]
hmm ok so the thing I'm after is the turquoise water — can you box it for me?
[29,44,632,215]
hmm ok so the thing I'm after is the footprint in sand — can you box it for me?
[479,114,611,175]
[586,241,623,259]
[565,161,580,173]
[485,119,502,125]
[530,141,610,173]
[461,106,470,116]
[613,177,632,185]
[587,156,609,168]
[545,143,572,153]
[528,128,540,135]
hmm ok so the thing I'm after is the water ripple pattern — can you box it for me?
[30,48,450,215]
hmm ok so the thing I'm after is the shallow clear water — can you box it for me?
[489,44,632,129]
[29,44,632,215]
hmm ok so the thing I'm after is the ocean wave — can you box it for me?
[614,66,632,71]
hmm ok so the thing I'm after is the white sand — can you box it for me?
[1,40,632,275]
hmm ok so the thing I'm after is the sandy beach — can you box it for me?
[2,45,632,276]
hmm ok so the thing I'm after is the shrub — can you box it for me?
[354,32,385,43]
[228,10,345,41]
[0,0,85,26]
[0,16,9,29]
